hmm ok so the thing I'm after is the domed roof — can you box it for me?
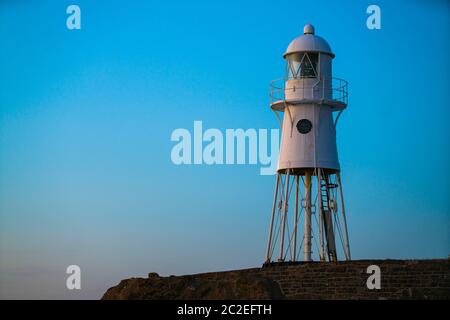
[283,24,334,58]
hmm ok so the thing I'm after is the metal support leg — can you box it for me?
[337,172,351,260]
[304,170,312,261]
[292,175,299,262]
[317,168,325,261]
[265,173,280,263]
[279,169,290,262]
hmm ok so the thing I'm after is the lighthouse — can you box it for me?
[264,24,351,263]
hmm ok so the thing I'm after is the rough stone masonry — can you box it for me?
[102,259,450,300]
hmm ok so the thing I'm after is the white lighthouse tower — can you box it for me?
[264,24,351,263]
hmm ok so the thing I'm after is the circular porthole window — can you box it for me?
[296,119,312,134]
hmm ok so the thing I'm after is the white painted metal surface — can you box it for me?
[284,25,334,58]
[277,103,340,171]
[264,24,351,264]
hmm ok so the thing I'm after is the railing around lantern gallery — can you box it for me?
[270,77,348,107]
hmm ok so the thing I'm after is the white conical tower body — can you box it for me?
[265,24,351,264]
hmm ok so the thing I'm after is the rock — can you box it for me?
[102,274,284,300]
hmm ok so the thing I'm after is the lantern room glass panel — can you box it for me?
[286,52,318,79]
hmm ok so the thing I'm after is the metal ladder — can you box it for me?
[320,175,337,262]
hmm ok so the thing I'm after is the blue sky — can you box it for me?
[0,0,449,299]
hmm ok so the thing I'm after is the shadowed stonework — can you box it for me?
[102,259,449,300]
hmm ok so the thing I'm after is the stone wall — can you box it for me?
[102,259,450,300]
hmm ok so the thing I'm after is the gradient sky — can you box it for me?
[0,0,449,299]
